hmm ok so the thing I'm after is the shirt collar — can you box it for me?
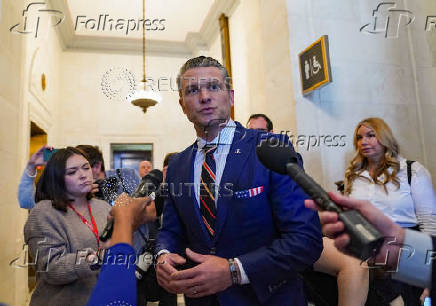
[196,119,236,150]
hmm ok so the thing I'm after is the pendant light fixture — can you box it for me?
[129,0,162,113]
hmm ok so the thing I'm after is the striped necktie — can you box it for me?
[200,144,217,237]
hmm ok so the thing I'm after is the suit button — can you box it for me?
[210,247,216,255]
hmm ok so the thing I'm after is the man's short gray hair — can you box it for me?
[177,56,231,91]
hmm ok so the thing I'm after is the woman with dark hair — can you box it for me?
[24,147,111,306]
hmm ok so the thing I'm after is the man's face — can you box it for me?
[91,161,104,180]
[247,117,270,132]
[139,160,152,178]
[179,67,234,130]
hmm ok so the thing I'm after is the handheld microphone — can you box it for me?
[99,169,163,242]
[256,137,384,260]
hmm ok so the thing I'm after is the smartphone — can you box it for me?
[424,297,431,306]
[43,148,59,161]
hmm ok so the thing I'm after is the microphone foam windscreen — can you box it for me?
[256,137,297,175]
[146,169,163,185]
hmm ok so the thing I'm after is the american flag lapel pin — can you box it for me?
[248,186,264,197]
[235,186,264,199]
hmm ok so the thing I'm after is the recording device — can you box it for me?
[131,169,163,198]
[99,169,163,242]
[43,148,59,161]
[135,239,155,280]
[256,137,384,260]
[94,176,119,203]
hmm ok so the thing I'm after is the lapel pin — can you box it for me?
[235,149,241,154]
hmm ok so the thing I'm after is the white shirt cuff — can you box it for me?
[392,229,432,288]
[235,257,250,284]
[156,249,170,258]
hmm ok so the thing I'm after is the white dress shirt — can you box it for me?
[194,119,249,284]
[349,156,436,235]
[159,119,250,284]
[194,119,236,206]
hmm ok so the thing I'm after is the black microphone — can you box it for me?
[256,137,384,260]
[99,169,163,242]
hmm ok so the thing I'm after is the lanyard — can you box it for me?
[68,202,100,249]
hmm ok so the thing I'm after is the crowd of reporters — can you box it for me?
[18,114,436,306]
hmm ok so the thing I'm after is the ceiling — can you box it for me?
[48,0,239,54]
[67,0,214,41]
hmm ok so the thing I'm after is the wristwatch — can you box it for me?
[228,258,240,285]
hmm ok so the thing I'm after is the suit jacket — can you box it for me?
[156,122,323,305]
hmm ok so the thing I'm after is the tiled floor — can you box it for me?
[146,294,185,305]
[24,293,185,306]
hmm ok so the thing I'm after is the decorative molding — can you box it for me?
[185,32,208,55]
[28,48,51,118]
[100,134,161,170]
[197,0,240,48]
[64,36,191,56]
[47,0,240,55]
[29,102,51,134]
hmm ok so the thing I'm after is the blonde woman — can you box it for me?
[345,117,436,235]
[345,117,436,305]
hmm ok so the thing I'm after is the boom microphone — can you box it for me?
[99,169,163,242]
[256,137,384,260]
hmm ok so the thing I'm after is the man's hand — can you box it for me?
[305,192,405,268]
[156,253,187,293]
[26,145,50,175]
[91,183,99,194]
[169,248,232,298]
[420,288,430,305]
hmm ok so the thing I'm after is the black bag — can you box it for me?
[137,263,160,302]
[136,221,177,305]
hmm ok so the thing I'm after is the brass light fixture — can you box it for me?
[129,0,162,113]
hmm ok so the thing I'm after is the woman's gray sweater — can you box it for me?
[24,199,111,306]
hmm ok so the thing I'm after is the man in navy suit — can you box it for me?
[155,56,322,305]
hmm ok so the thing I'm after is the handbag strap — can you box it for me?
[406,160,415,186]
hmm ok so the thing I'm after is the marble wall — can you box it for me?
[229,0,297,134]
[405,0,436,183]
[56,50,196,170]
[0,0,29,304]
[285,0,435,189]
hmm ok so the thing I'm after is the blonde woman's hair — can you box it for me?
[344,117,400,195]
